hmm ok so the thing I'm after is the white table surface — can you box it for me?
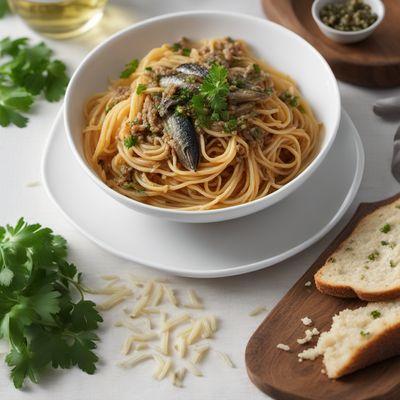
[1,1,400,399]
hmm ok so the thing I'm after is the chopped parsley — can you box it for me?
[136,83,147,95]
[345,247,353,251]
[328,257,336,263]
[191,64,229,127]
[182,48,191,57]
[224,119,238,132]
[380,223,391,234]
[390,242,397,249]
[396,205,400,209]
[360,330,370,337]
[381,240,389,246]
[367,250,379,261]
[253,63,261,74]
[280,90,299,107]
[298,105,306,114]
[390,260,396,268]
[124,135,137,149]
[171,42,181,52]
[120,58,139,78]
[145,66,153,71]
[265,87,274,96]
[370,310,381,319]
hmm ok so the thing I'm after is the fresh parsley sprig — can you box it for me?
[191,64,229,127]
[0,37,69,128]
[0,218,102,389]
[0,0,9,18]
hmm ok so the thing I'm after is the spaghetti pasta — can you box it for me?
[83,37,321,210]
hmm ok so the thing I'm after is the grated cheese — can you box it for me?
[248,305,267,317]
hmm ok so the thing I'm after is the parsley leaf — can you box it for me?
[0,38,69,127]
[136,83,147,95]
[120,58,139,79]
[0,218,102,388]
[0,0,9,18]
[171,43,181,52]
[191,64,229,126]
[124,135,137,149]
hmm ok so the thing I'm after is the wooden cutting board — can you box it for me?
[262,0,400,88]
[245,193,400,400]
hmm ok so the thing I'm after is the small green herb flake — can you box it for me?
[360,330,370,337]
[253,64,261,74]
[136,84,147,95]
[370,310,381,319]
[124,135,137,149]
[368,250,379,261]
[224,119,238,132]
[171,43,181,52]
[380,223,391,234]
[289,96,299,107]
[328,257,336,263]
[145,66,152,71]
[345,247,353,252]
[381,240,389,246]
[298,105,306,114]
[182,48,191,57]
[390,242,397,249]
[120,58,139,79]
[396,205,400,209]
[265,87,273,96]
[390,260,396,268]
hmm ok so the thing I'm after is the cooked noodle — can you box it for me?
[83,37,322,210]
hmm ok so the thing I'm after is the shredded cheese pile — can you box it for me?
[84,273,235,387]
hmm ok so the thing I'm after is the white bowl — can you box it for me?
[312,0,385,44]
[64,11,340,223]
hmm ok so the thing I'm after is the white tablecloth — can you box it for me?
[1,1,400,399]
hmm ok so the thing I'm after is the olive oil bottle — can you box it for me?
[8,0,107,38]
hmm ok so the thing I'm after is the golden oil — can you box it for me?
[8,0,108,38]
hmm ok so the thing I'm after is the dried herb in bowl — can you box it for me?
[320,0,378,32]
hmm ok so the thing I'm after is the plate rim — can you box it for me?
[42,107,364,278]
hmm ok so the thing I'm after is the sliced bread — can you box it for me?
[315,197,400,301]
[298,300,400,378]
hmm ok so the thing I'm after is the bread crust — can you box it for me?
[332,321,400,378]
[314,196,400,301]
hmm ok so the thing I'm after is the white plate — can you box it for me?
[42,108,364,278]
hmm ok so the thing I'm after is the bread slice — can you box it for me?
[315,197,400,301]
[298,301,400,378]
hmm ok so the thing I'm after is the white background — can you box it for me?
[1,0,400,399]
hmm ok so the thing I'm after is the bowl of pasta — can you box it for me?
[65,11,340,223]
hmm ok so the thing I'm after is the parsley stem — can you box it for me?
[60,274,84,301]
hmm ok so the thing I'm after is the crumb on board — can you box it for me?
[301,317,312,326]
[276,343,290,352]
[304,281,312,287]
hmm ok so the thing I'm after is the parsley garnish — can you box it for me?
[0,0,9,18]
[251,127,262,139]
[191,64,229,127]
[280,90,299,108]
[120,58,139,79]
[224,119,238,132]
[0,37,69,128]
[381,240,389,246]
[298,105,306,114]
[182,48,191,57]
[145,66,152,71]
[136,83,147,95]
[253,63,261,74]
[0,218,102,388]
[360,330,370,337]
[265,87,273,96]
[124,135,137,148]
[380,223,391,234]
[171,43,181,52]
[368,250,379,261]
[390,260,396,268]
[370,310,381,319]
